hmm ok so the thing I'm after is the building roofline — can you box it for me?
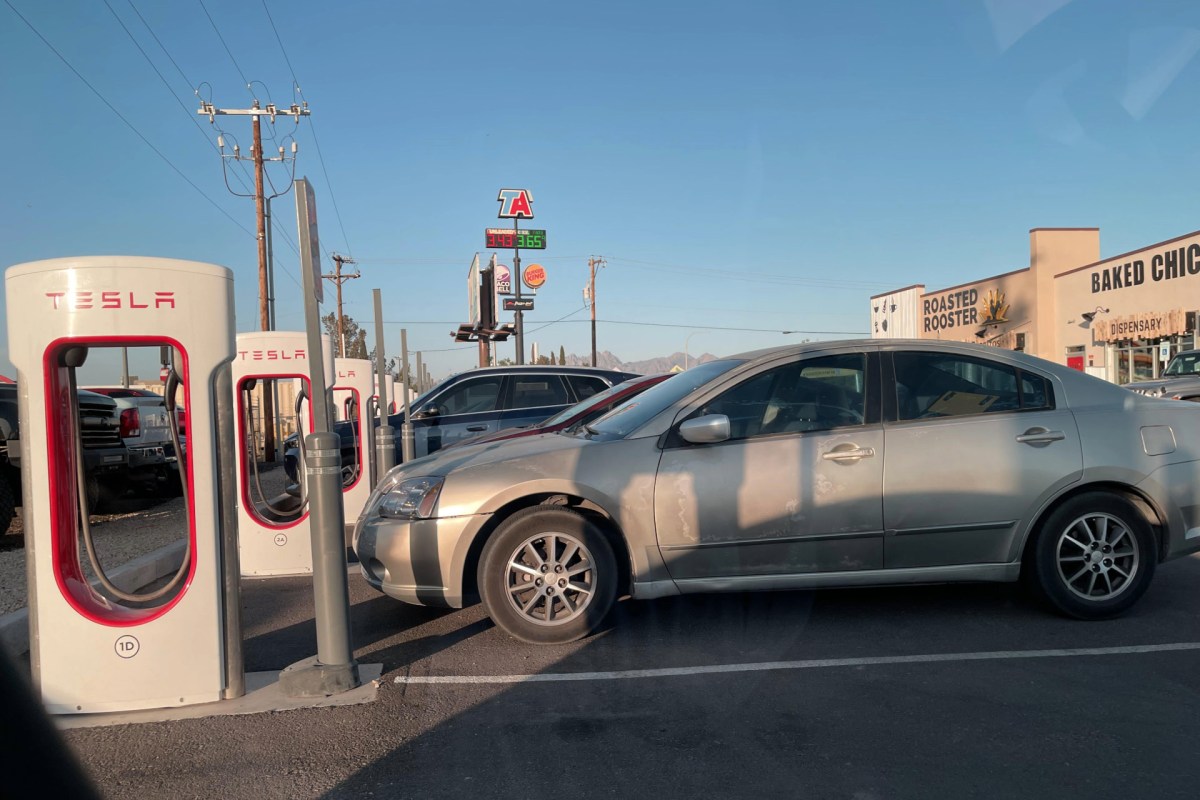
[1030,227,1099,232]
[1054,228,1200,278]
[922,266,1030,297]
[869,284,924,300]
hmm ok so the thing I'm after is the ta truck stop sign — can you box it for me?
[497,188,534,219]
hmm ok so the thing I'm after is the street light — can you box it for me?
[684,330,709,370]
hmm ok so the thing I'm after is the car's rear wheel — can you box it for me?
[1028,492,1157,619]
[478,506,617,644]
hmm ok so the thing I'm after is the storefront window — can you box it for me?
[1116,349,1131,385]
[1132,348,1155,382]
[1109,334,1196,384]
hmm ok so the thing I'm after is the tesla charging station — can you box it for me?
[5,256,242,714]
[233,330,333,576]
[373,373,396,414]
[333,357,373,525]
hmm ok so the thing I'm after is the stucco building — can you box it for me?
[870,227,1200,384]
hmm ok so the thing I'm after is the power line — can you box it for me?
[592,319,867,335]
[126,0,193,88]
[196,0,250,93]
[102,0,253,194]
[526,305,588,335]
[372,318,863,335]
[3,0,254,238]
[604,255,893,290]
[108,0,302,280]
[260,0,353,256]
[261,0,300,89]
[121,1,266,204]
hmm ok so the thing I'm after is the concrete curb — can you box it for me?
[0,540,187,658]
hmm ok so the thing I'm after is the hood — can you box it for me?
[1125,375,1200,396]
[385,430,594,480]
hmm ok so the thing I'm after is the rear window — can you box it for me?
[567,375,609,401]
[510,375,570,409]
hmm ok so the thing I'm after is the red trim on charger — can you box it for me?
[42,335,197,627]
[237,374,313,530]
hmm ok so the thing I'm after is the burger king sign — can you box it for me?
[523,263,547,290]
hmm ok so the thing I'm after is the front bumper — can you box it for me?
[354,511,486,608]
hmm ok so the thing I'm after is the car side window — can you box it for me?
[434,377,503,416]
[510,375,570,409]
[894,352,1043,420]
[1020,372,1053,410]
[698,354,867,440]
[567,375,608,401]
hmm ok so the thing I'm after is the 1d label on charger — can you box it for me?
[115,635,140,659]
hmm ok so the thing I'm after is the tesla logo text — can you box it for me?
[237,349,307,361]
[497,188,534,219]
[46,291,176,310]
[338,370,357,378]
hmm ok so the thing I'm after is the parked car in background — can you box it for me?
[85,388,184,495]
[284,365,638,483]
[444,373,671,451]
[1125,349,1200,400]
[356,339,1200,644]
[0,384,128,532]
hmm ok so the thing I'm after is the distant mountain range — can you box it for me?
[561,350,717,374]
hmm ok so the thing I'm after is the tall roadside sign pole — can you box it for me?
[497,189,535,364]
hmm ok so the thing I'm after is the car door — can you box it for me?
[654,351,884,582]
[498,373,573,429]
[412,375,506,456]
[882,350,1083,568]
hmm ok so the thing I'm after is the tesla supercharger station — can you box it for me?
[333,358,373,526]
[233,331,333,576]
[373,373,397,415]
[5,256,242,714]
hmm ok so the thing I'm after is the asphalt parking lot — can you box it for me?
[50,553,1200,799]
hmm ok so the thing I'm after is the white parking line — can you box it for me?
[394,641,1200,685]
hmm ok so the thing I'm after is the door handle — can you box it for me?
[1016,428,1065,444]
[466,425,488,432]
[822,446,875,462]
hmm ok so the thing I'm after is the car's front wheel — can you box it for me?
[1027,492,1157,619]
[478,506,618,644]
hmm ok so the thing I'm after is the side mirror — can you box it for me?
[414,405,441,420]
[678,414,730,445]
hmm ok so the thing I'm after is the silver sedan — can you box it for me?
[354,340,1200,644]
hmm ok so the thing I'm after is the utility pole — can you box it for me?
[586,256,605,367]
[325,254,360,357]
[199,98,308,460]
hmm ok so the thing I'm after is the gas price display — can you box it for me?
[486,228,547,250]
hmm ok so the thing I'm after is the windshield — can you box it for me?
[538,380,632,427]
[1163,352,1200,377]
[587,360,742,438]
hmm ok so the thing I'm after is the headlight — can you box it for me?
[1158,387,1168,397]
[376,476,444,520]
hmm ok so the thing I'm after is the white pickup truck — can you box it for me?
[84,387,185,496]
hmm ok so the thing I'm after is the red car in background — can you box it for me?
[447,373,670,450]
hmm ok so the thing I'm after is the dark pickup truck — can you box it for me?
[0,383,129,533]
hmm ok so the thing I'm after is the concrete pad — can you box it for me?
[54,663,383,729]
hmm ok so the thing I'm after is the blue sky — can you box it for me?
[5,0,1200,382]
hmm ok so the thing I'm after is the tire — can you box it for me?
[1026,492,1157,620]
[85,474,118,515]
[478,506,618,644]
[0,476,15,534]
